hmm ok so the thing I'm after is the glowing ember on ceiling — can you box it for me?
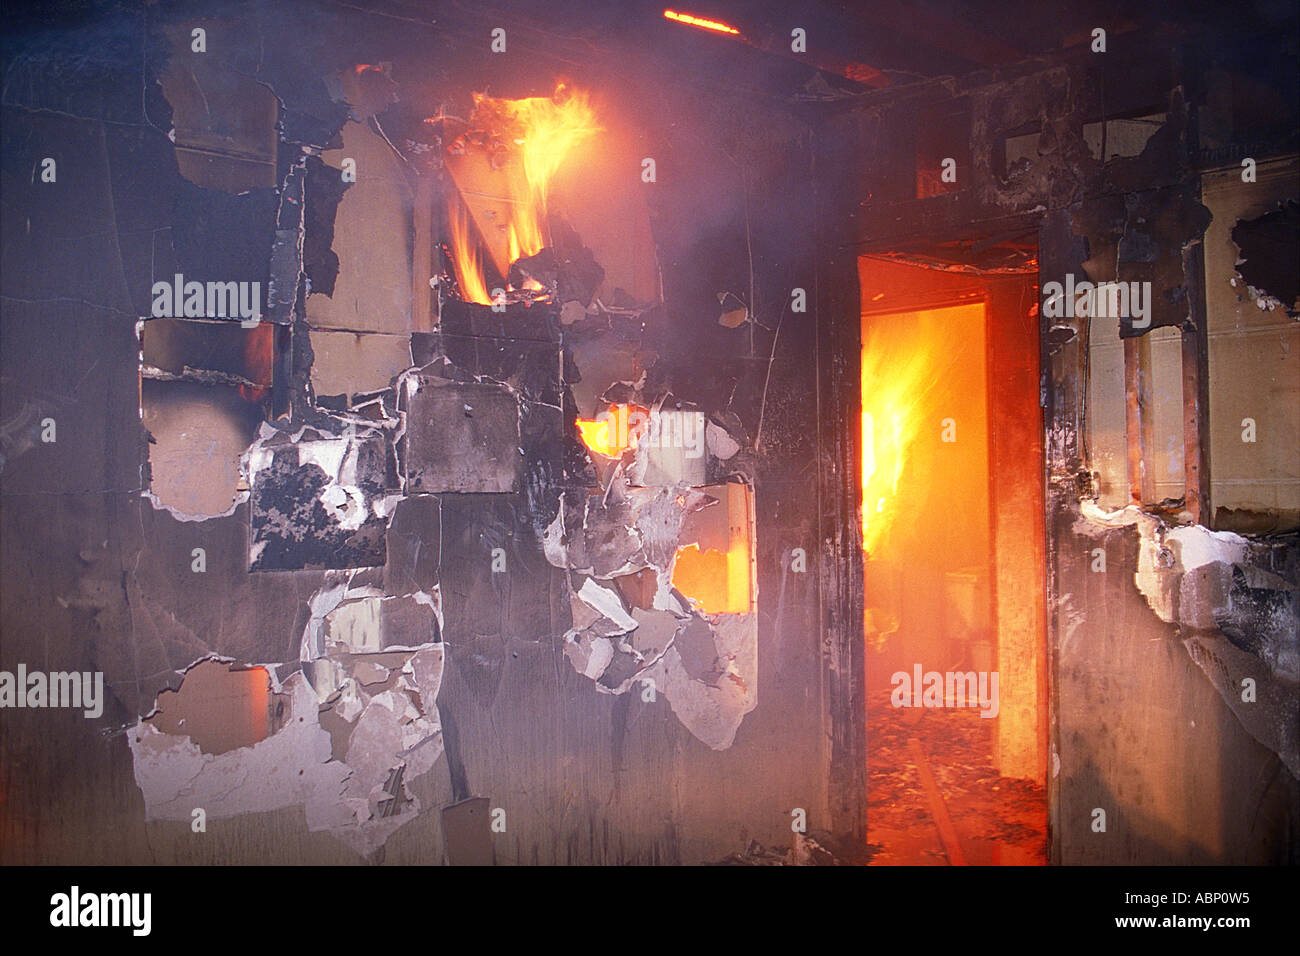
[663,9,741,35]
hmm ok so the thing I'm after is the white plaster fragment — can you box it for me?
[563,630,615,681]
[335,680,365,722]
[1164,524,1248,571]
[1080,498,1253,625]
[142,488,246,522]
[577,578,638,633]
[372,492,404,520]
[706,420,742,460]
[296,438,348,482]
[543,502,568,569]
[322,594,439,653]
[319,483,367,531]
[131,568,449,857]
[1078,498,1143,528]
[299,578,355,662]
[639,612,758,750]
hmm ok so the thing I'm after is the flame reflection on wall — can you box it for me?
[672,542,750,614]
[672,482,754,615]
[238,322,274,403]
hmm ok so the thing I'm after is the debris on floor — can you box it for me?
[867,690,1048,865]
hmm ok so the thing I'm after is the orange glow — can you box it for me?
[663,9,740,35]
[672,543,749,613]
[447,198,493,305]
[671,482,754,615]
[475,84,599,256]
[146,661,273,754]
[241,666,270,748]
[575,403,648,458]
[238,322,273,402]
[446,84,599,299]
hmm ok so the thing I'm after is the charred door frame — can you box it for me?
[815,215,868,843]
[817,201,1053,847]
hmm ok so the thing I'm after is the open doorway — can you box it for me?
[859,255,1048,865]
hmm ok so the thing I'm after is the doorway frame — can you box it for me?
[818,241,1050,853]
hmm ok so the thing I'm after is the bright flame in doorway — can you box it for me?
[860,306,975,556]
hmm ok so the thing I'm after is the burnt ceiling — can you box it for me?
[8,0,1299,105]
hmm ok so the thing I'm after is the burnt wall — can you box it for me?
[1,0,839,863]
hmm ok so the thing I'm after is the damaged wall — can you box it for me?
[2,0,835,864]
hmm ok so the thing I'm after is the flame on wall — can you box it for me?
[445,84,599,301]
[476,83,599,258]
[447,198,493,306]
[575,403,648,458]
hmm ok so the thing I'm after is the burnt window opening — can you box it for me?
[998,121,1042,185]
[1198,157,1300,533]
[1082,109,1166,163]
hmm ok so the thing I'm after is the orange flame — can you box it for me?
[575,403,648,458]
[445,85,599,301]
[860,310,956,556]
[447,198,493,306]
[473,84,599,257]
[663,9,740,35]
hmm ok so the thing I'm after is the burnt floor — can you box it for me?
[867,691,1048,865]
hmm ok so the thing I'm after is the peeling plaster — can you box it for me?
[142,488,246,523]
[130,671,352,832]
[1077,498,1299,774]
[546,474,758,748]
[131,572,446,855]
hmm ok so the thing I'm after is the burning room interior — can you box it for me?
[1,0,1297,868]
